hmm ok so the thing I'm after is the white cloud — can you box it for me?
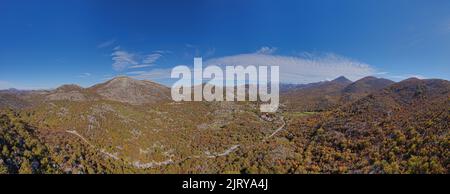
[111,49,163,71]
[97,39,116,48]
[205,52,376,84]
[129,64,152,69]
[142,53,162,64]
[256,46,277,54]
[77,73,91,78]
[154,50,172,54]
[124,52,376,85]
[111,50,139,71]
[115,48,376,85]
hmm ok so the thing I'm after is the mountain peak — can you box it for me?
[342,76,394,95]
[356,76,394,83]
[403,77,422,82]
[331,76,352,84]
[358,76,377,81]
[90,76,170,105]
[107,76,138,84]
[110,76,134,81]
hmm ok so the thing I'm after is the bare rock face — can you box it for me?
[89,76,171,105]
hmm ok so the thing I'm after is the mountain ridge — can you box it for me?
[281,76,397,111]
[0,75,449,174]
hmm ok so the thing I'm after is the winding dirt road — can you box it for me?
[65,114,287,169]
[266,116,286,139]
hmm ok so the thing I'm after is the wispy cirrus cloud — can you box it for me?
[111,49,139,71]
[111,47,163,71]
[97,39,116,48]
[204,48,376,84]
[77,73,92,78]
[256,46,277,54]
[128,64,152,69]
[142,53,162,64]
[123,47,377,85]
[154,50,172,54]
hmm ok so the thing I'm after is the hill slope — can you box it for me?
[279,78,449,173]
[1,76,448,174]
[282,76,395,112]
[281,76,353,111]
[88,76,171,105]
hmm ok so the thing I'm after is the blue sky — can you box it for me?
[0,0,449,89]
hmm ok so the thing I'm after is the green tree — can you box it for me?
[19,160,33,174]
[0,163,8,174]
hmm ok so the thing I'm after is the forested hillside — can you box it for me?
[0,77,448,174]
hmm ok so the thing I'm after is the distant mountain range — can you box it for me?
[0,75,393,110]
[281,76,396,112]
[0,76,171,109]
[0,75,448,174]
[0,75,396,110]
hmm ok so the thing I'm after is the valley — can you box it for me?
[0,76,448,174]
